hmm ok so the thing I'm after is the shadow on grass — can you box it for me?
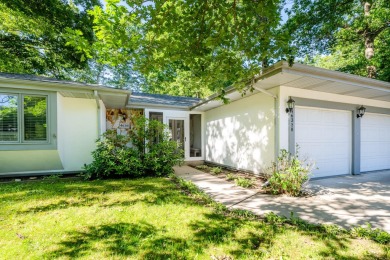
[45,212,379,259]
[1,178,388,259]
[1,178,196,214]
[46,221,201,259]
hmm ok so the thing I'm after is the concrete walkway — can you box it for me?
[174,166,390,232]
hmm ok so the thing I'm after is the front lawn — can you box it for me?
[0,177,388,259]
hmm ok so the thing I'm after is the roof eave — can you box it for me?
[0,76,130,95]
[127,102,192,110]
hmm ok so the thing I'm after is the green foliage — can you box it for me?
[286,0,390,81]
[210,167,222,175]
[226,173,236,181]
[0,0,101,79]
[234,177,255,188]
[351,224,390,244]
[265,149,313,196]
[84,117,183,179]
[67,0,290,97]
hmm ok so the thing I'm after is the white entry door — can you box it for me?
[361,113,390,172]
[166,116,188,158]
[295,107,352,178]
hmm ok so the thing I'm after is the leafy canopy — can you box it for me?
[69,0,290,97]
[286,0,390,81]
[0,0,101,79]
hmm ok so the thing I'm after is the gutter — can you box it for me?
[190,86,236,110]
[128,102,192,110]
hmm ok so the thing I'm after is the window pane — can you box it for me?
[0,94,18,141]
[24,95,47,141]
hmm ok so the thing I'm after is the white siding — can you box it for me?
[57,94,98,171]
[204,92,275,174]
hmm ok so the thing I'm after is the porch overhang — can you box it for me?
[0,73,131,109]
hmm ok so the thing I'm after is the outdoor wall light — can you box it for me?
[285,97,295,114]
[356,105,366,118]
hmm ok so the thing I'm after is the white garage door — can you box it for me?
[361,113,390,172]
[295,107,352,178]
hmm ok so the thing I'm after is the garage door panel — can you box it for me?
[296,107,352,178]
[361,113,390,172]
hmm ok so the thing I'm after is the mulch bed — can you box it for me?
[188,163,267,190]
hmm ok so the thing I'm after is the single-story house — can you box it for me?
[1,61,390,178]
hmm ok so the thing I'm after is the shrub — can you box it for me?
[84,117,183,179]
[234,177,255,188]
[226,173,236,181]
[264,149,313,196]
[351,224,390,244]
[210,167,222,175]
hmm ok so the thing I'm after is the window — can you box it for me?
[24,96,47,141]
[0,94,18,142]
[149,112,163,123]
[0,93,48,143]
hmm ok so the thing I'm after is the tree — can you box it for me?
[0,0,101,79]
[286,0,390,80]
[69,0,290,97]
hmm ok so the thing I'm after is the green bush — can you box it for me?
[265,149,313,196]
[234,177,255,188]
[210,167,222,174]
[84,117,183,179]
[351,224,390,244]
[226,173,236,181]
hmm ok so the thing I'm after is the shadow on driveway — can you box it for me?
[175,166,390,232]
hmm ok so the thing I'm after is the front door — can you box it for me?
[169,119,185,155]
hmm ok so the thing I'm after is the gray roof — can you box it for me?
[129,92,202,107]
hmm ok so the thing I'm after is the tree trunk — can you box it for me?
[363,1,377,78]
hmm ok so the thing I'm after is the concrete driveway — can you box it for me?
[174,166,390,232]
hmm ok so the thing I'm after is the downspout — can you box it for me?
[252,85,279,161]
[94,90,101,137]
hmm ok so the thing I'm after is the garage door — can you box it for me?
[361,113,390,172]
[295,107,352,178]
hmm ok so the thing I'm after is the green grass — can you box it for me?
[0,177,388,259]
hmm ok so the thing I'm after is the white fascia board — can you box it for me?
[0,77,130,95]
[279,62,390,91]
[127,102,190,111]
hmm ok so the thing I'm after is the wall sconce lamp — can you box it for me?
[285,97,295,114]
[356,105,366,118]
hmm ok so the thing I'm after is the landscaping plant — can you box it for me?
[265,149,314,196]
[210,167,222,175]
[84,116,183,179]
[234,177,255,188]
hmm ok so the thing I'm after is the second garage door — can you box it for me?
[295,107,352,178]
[361,113,390,172]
